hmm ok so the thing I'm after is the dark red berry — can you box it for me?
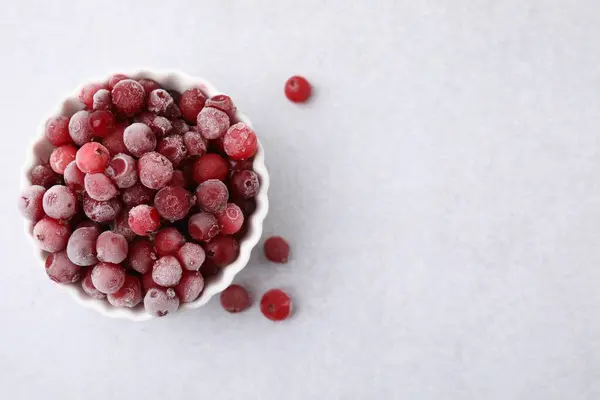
[230,170,260,199]
[80,82,108,109]
[92,89,112,111]
[45,116,73,146]
[220,284,250,313]
[81,267,106,299]
[82,194,122,223]
[205,235,239,267]
[260,289,292,321]
[264,236,290,263]
[121,183,155,207]
[284,76,311,103]
[63,161,85,193]
[195,179,228,214]
[30,164,60,188]
[183,130,207,157]
[137,78,161,94]
[102,123,129,156]
[205,95,236,119]
[18,185,46,221]
[153,227,185,256]
[157,135,187,167]
[111,210,136,242]
[176,242,205,271]
[154,186,194,222]
[192,153,228,183]
[147,89,175,116]
[128,239,157,274]
[188,212,220,242]
[84,173,118,201]
[179,88,206,123]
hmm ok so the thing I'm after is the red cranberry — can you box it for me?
[154,227,185,256]
[141,272,162,293]
[284,76,312,103]
[75,142,110,173]
[45,116,73,146]
[121,183,155,207]
[217,203,244,235]
[188,212,220,242]
[45,251,81,283]
[84,173,118,201]
[197,107,230,140]
[205,236,239,267]
[80,82,107,109]
[199,260,220,279]
[220,284,250,313]
[223,123,258,160]
[138,152,173,190]
[179,88,206,123]
[91,262,126,294]
[42,185,78,220]
[171,119,190,136]
[111,79,146,116]
[174,271,204,303]
[138,78,161,93]
[154,186,193,222]
[107,275,143,308]
[260,289,292,321]
[196,179,228,214]
[92,89,112,111]
[96,231,128,264]
[49,145,77,174]
[230,170,260,199]
[123,123,156,157]
[135,111,156,127]
[107,74,128,90]
[81,267,106,299]
[68,110,94,146]
[33,217,71,252]
[183,130,207,157]
[111,210,136,242]
[152,255,182,287]
[176,242,205,271]
[151,116,173,137]
[205,95,236,119]
[102,123,129,156]
[18,185,46,221]
[105,153,137,189]
[147,89,175,115]
[128,239,157,274]
[89,110,115,137]
[63,161,85,193]
[128,205,160,236]
[264,236,290,263]
[157,135,187,167]
[144,287,179,317]
[66,227,99,266]
[192,153,228,183]
[30,164,60,188]
[82,194,122,223]
[234,197,257,217]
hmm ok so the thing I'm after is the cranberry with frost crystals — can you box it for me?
[108,275,143,308]
[188,212,220,242]
[147,89,175,115]
[138,152,173,190]
[154,227,185,256]
[261,289,292,321]
[76,142,110,173]
[152,255,183,287]
[217,203,244,235]
[138,78,161,94]
[220,284,250,313]
[82,194,122,223]
[121,183,154,207]
[92,89,112,111]
[84,173,118,201]
[33,217,71,252]
[174,271,204,303]
[45,116,72,146]
[123,123,156,157]
[81,268,106,299]
[192,153,228,183]
[91,262,126,294]
[49,145,77,174]
[157,135,187,167]
[67,226,99,266]
[223,123,258,160]
[231,170,260,199]
[30,164,59,188]
[18,185,46,221]
[96,231,128,264]
[102,123,129,156]
[144,287,179,317]
[42,185,77,220]
[80,82,107,109]
[197,107,230,140]
[141,272,161,293]
[176,242,205,271]
[179,88,206,123]
[128,239,157,274]
[264,236,290,263]
[107,74,128,90]
[68,110,94,146]
[111,79,146,116]
[128,204,160,236]
[46,251,81,283]
[106,153,137,189]
[151,116,172,137]
[89,110,115,138]
[205,236,239,267]
[63,161,85,193]
[183,130,207,157]
[154,186,193,222]
[171,119,190,136]
[284,76,312,103]
[205,94,236,119]
[196,179,228,214]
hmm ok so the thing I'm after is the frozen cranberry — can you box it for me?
[228,158,253,175]
[128,239,157,274]
[81,267,106,299]
[188,212,220,242]
[123,123,156,157]
[96,231,128,264]
[68,110,94,146]
[217,203,244,235]
[135,111,156,127]
[33,217,71,252]
[179,88,206,123]
[91,262,126,294]
[105,153,137,189]
[168,170,186,188]
[128,205,160,236]
[220,284,250,313]
[144,287,179,317]
[45,116,72,146]
[260,289,292,321]
[45,251,81,283]
[196,107,230,140]
[231,170,260,199]
[81,195,121,223]
[107,74,128,90]
[138,78,161,94]
[30,164,60,188]
[84,173,118,201]
[171,119,190,136]
[223,123,258,160]
[183,130,207,157]
[92,89,112,111]
[108,275,143,308]
[147,89,175,115]
[154,186,193,222]
[192,153,228,183]
[174,271,204,303]
[111,210,136,242]
[199,260,220,278]
[196,179,228,214]
[167,90,181,103]
[205,236,239,267]
[89,110,115,137]
[264,236,290,263]
[67,226,99,266]
[284,76,312,103]
[121,182,155,207]
[141,272,162,293]
[111,79,146,116]
[154,227,185,256]
[138,152,173,190]
[152,255,183,287]
[80,82,107,109]
[205,94,236,119]
[176,242,205,271]
[18,185,46,221]
[75,142,109,173]
[63,161,85,193]
[42,185,77,220]
[151,116,173,137]
[102,123,129,156]
[49,145,77,174]
[157,135,187,167]
[234,197,257,217]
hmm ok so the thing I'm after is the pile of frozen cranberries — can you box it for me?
[18,74,266,317]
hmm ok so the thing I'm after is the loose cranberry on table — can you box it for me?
[260,289,292,321]
[220,284,250,313]
[284,76,312,103]
[264,236,290,263]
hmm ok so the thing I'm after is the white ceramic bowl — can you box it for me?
[21,70,269,321]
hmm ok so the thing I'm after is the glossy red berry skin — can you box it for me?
[223,123,258,161]
[192,154,228,183]
[260,289,292,321]
[284,76,312,103]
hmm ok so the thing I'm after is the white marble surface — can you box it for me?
[3,1,600,399]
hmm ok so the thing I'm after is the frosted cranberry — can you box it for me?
[157,135,187,167]
[231,170,260,199]
[264,236,290,263]
[18,185,46,221]
[68,110,94,146]
[75,142,109,173]
[151,116,172,137]
[285,76,312,103]
[188,212,220,242]
[67,226,99,266]
[122,182,155,207]
[105,153,137,189]
[205,236,239,267]
[217,203,244,235]
[183,130,207,157]
[261,289,292,321]
[128,205,160,236]
[89,110,115,137]
[123,123,156,157]
[205,95,236,119]
[82,194,122,223]
[154,227,185,256]
[33,217,71,252]
[45,251,81,283]
[147,89,175,115]
[80,82,107,109]
[45,116,72,146]
[199,260,220,278]
[152,255,182,287]
[111,210,136,242]
[220,284,250,313]
[84,173,118,201]
[138,78,161,93]
[141,272,162,293]
[92,89,112,111]
[108,275,143,307]
[30,164,60,188]
[234,197,257,217]
[144,287,179,317]
[42,185,77,220]
[91,262,126,294]
[192,154,228,183]
[128,239,157,274]
[63,161,85,193]
[138,152,173,190]
[228,158,253,175]
[111,79,146,116]
[176,242,205,271]
[179,88,206,123]
[81,267,106,299]
[223,123,258,160]
[135,111,156,127]
[96,231,128,264]
[168,170,186,188]
[174,271,204,303]
[154,186,193,222]
[102,123,129,156]
[197,107,230,140]
[196,179,228,214]
[107,74,128,90]
[171,119,190,136]
[49,145,77,174]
